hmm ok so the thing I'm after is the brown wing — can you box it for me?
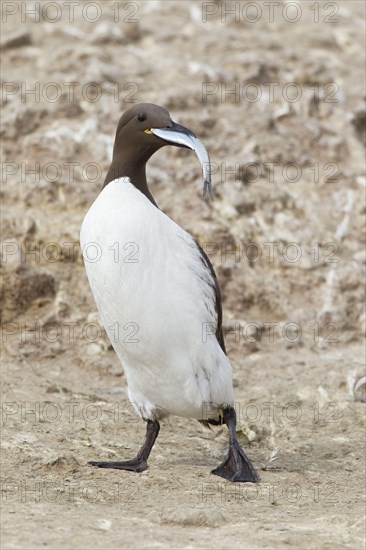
[195,240,226,355]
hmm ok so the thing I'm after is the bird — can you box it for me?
[80,103,258,482]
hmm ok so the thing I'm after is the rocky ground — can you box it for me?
[1,1,365,549]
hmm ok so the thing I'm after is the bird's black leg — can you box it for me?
[89,419,160,472]
[211,407,258,482]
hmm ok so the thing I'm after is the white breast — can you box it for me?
[80,178,233,421]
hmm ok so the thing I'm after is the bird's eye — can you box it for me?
[137,113,146,122]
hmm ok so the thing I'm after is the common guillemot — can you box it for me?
[80,103,258,482]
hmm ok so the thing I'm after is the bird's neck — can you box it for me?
[103,145,159,208]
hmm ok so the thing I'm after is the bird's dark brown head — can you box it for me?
[115,103,173,140]
[103,103,212,207]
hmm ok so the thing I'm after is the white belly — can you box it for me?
[80,178,233,420]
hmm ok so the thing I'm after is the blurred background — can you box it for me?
[1,1,365,549]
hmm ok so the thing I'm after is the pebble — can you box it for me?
[87,343,103,356]
[1,30,32,50]
[353,376,366,403]
[160,508,225,528]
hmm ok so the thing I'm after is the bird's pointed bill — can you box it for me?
[151,123,213,200]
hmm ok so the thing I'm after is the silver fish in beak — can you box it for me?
[150,122,213,200]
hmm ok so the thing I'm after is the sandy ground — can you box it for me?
[1,1,365,549]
